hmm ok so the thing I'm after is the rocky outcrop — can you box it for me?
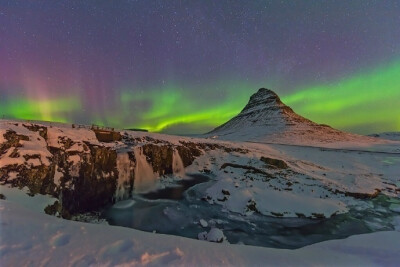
[0,121,205,218]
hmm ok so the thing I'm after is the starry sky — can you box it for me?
[1,0,399,134]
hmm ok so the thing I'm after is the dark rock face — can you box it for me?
[60,144,118,216]
[142,143,174,175]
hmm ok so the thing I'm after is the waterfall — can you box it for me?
[172,148,185,178]
[115,152,133,201]
[133,147,157,193]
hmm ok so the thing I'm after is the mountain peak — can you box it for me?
[254,87,279,98]
[248,88,281,103]
[240,88,289,115]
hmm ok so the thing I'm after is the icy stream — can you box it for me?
[103,175,400,249]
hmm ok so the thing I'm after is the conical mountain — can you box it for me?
[206,88,375,145]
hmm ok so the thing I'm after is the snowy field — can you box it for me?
[1,199,400,266]
[1,116,400,265]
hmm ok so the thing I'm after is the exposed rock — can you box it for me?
[1,130,29,155]
[22,124,48,140]
[344,189,381,199]
[221,189,230,195]
[246,199,260,213]
[220,163,272,177]
[260,156,288,169]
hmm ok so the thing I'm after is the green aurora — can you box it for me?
[282,60,400,134]
[1,60,399,134]
[0,97,81,123]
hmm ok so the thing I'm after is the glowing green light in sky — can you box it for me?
[2,60,399,135]
[113,82,254,133]
[0,96,81,123]
[282,60,400,134]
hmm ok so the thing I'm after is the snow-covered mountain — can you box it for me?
[206,88,380,145]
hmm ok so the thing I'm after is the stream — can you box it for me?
[102,173,400,249]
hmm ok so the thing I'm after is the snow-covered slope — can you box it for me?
[1,200,400,266]
[206,88,390,147]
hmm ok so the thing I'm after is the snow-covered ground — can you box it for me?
[1,199,400,266]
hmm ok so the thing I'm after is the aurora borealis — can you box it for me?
[1,1,399,134]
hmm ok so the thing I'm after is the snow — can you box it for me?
[0,129,6,144]
[0,121,52,168]
[198,228,227,243]
[7,172,18,181]
[67,154,81,165]
[1,118,400,265]
[199,219,208,227]
[0,185,57,213]
[47,125,99,148]
[1,200,400,266]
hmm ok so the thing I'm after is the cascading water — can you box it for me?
[172,148,185,178]
[115,152,133,201]
[133,147,157,193]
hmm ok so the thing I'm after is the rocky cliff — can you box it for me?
[0,121,205,217]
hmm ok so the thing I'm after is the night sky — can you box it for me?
[1,1,399,134]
